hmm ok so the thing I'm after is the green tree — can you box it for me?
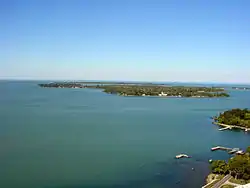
[228,155,248,179]
[211,160,229,174]
[246,146,250,154]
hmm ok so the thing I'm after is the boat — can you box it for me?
[236,150,245,155]
[175,154,190,159]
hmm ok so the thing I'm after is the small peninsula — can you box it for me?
[38,82,230,98]
[213,109,250,131]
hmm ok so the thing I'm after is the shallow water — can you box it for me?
[0,81,250,188]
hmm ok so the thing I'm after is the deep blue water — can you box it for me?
[0,81,250,188]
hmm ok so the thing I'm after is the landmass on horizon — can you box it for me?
[38,81,230,98]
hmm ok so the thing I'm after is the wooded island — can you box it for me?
[214,109,250,129]
[38,82,230,98]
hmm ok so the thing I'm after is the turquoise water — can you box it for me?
[1,81,250,188]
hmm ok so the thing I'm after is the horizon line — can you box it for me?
[1,78,250,85]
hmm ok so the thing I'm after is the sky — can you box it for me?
[1,0,250,83]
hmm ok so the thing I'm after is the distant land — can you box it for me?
[38,82,230,98]
[232,87,250,90]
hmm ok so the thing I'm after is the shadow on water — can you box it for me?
[49,154,210,188]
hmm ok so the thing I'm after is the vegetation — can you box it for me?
[77,81,161,85]
[246,146,250,153]
[210,147,250,181]
[210,160,229,174]
[38,82,230,98]
[95,85,229,97]
[215,109,250,128]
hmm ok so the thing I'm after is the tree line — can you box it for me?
[90,85,229,98]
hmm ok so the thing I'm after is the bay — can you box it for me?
[0,81,250,188]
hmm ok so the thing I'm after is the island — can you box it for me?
[87,85,230,98]
[213,109,250,131]
[203,146,250,188]
[38,82,230,98]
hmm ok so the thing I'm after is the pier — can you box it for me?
[211,146,232,151]
[211,146,243,154]
[213,122,250,132]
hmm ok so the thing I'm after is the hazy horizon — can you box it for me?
[1,0,250,83]
[1,78,250,85]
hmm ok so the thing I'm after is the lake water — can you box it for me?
[1,81,250,188]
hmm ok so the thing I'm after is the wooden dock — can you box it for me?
[213,122,250,132]
[211,146,231,151]
[211,146,242,154]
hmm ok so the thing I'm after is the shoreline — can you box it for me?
[117,94,226,98]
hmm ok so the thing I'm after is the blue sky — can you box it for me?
[1,0,250,83]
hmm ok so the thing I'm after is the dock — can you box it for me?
[213,122,250,132]
[211,146,231,151]
[211,146,242,154]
